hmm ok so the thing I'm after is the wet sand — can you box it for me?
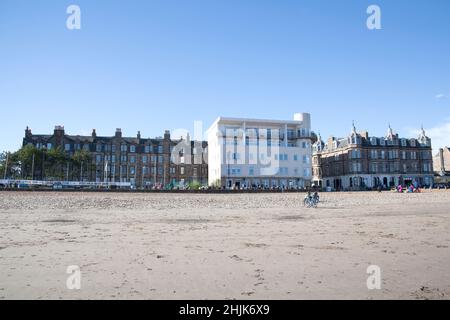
[0,190,449,300]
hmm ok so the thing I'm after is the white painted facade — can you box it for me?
[207,113,312,189]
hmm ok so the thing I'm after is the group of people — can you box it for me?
[396,183,421,193]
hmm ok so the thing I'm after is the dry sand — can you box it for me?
[0,190,449,300]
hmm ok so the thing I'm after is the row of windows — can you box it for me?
[344,150,431,161]
[228,153,310,163]
[225,139,310,148]
[96,154,166,164]
[223,128,310,138]
[226,167,311,177]
[369,137,416,147]
[59,143,207,155]
[99,165,201,176]
[348,161,432,173]
[66,143,165,153]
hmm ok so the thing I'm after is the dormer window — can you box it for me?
[401,139,407,147]
[370,137,377,145]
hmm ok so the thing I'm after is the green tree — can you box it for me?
[71,149,93,181]
[44,147,68,180]
[1,151,22,179]
[188,180,201,190]
[15,144,42,179]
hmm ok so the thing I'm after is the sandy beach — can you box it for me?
[0,190,449,300]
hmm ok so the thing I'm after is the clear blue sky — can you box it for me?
[1,0,449,152]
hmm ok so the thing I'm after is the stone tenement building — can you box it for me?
[312,124,434,190]
[23,126,208,188]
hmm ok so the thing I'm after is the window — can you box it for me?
[121,144,127,152]
[143,166,149,175]
[96,144,102,152]
[130,167,136,175]
[401,139,407,147]
[351,162,362,173]
[47,143,52,150]
[303,168,311,177]
[302,155,309,164]
[130,156,136,163]
[300,128,307,137]
[121,155,127,162]
[111,155,116,163]
[370,150,377,159]
[158,145,163,153]
[158,155,164,163]
[293,154,298,161]
[145,145,152,153]
[151,155,157,162]
[96,155,102,163]
[142,155,148,163]
[371,163,377,173]
[112,145,116,153]
[230,168,241,175]
[249,167,254,176]
[411,151,417,160]
[130,145,136,153]
[351,149,361,159]
[65,144,71,151]
[180,167,185,174]
[287,129,295,139]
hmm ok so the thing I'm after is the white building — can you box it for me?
[206,113,313,189]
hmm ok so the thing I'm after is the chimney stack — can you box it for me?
[25,126,32,138]
[137,131,141,140]
[54,125,65,147]
[115,128,122,138]
[164,130,170,140]
[92,129,97,138]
